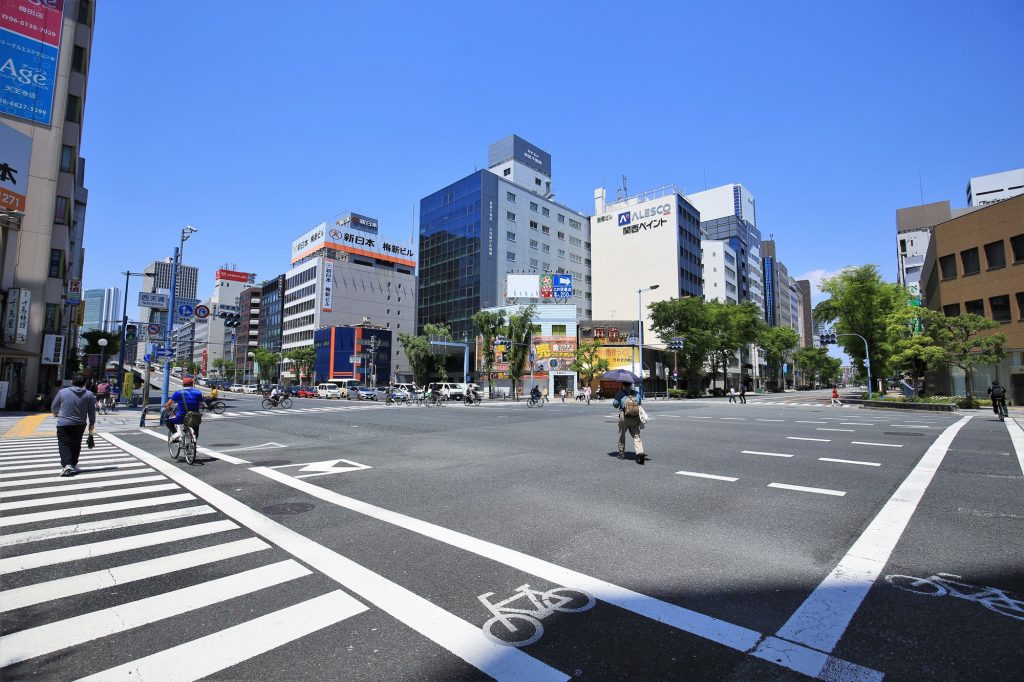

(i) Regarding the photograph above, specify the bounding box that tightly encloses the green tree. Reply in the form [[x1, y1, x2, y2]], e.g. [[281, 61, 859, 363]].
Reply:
[[80, 330, 120, 376], [422, 323, 452, 383], [571, 341, 610, 389], [705, 301, 763, 392], [398, 333, 432, 387], [757, 325, 800, 390], [472, 309, 506, 393], [886, 304, 945, 392], [287, 346, 317, 384], [212, 356, 235, 380], [793, 346, 842, 387], [251, 347, 280, 383], [813, 265, 907, 394], [649, 297, 712, 397], [504, 306, 536, 397]]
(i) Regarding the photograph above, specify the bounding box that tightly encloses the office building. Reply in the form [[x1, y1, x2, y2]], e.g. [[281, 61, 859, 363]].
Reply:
[[896, 201, 952, 292], [966, 168, 1024, 207], [81, 287, 121, 334], [762, 239, 795, 329], [590, 184, 702, 350], [418, 135, 593, 345], [232, 285, 260, 376], [256, 275, 284, 355], [0, 1, 95, 407], [921, 194, 1023, 402], [701, 240, 739, 304], [283, 214, 415, 374], [479, 303, 580, 396], [795, 279, 813, 348]]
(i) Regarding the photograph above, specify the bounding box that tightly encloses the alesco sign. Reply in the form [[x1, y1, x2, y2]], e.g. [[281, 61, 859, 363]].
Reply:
[[618, 203, 672, 226]]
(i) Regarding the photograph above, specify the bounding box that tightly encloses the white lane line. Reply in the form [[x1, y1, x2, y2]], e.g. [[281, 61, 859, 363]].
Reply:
[[850, 441, 903, 448], [719, 417, 746, 421], [688, 415, 713, 419], [742, 450, 794, 458], [0, 483, 180, 512], [795, 421, 827, 424], [840, 423, 876, 426], [772, 416, 972, 654], [140, 428, 251, 464], [0, 519, 238, 574], [1008, 418, 1024, 476], [768, 483, 846, 497], [247, 463, 877, 681], [817, 428, 855, 432], [787, 436, 830, 442], [0, 538, 270, 613], [0, 464, 147, 483], [819, 458, 881, 467], [0, 506, 215, 547], [889, 425, 932, 428], [0, 457, 134, 472], [757, 419, 784, 422], [0, 492, 196, 528], [101, 434, 568, 682], [0, 560, 311, 668], [79, 590, 368, 682], [0, 474, 166, 499], [675, 471, 739, 482]]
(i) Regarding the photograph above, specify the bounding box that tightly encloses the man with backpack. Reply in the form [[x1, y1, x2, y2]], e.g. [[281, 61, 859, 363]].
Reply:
[[164, 377, 205, 442], [612, 381, 645, 464], [988, 379, 1008, 421]]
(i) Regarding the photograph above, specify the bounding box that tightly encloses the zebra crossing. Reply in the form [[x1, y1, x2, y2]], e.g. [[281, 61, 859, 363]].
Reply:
[[204, 400, 392, 421], [0, 436, 368, 677]]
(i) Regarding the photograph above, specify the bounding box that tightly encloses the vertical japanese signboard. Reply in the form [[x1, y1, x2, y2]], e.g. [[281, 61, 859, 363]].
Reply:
[[15, 287, 30, 343], [0, 122, 31, 211], [322, 261, 333, 312], [3, 286, 18, 341], [0, 0, 64, 125]]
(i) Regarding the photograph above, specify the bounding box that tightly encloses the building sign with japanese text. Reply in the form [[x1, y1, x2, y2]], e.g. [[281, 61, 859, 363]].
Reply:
[[322, 261, 333, 312], [15, 287, 30, 344], [215, 269, 253, 283], [0, 0, 63, 124], [0, 121, 31, 211], [3, 286, 19, 342]]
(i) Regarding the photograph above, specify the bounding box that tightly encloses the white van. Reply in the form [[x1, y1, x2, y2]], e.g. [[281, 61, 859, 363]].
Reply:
[[316, 383, 342, 399], [330, 379, 360, 397]]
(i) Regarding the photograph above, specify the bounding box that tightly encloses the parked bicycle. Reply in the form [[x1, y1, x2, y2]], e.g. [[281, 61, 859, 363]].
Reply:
[[479, 584, 595, 647], [885, 572, 1024, 621]]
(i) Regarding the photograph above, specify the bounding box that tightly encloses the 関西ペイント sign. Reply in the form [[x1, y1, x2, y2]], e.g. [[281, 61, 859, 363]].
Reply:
[[0, 0, 64, 125]]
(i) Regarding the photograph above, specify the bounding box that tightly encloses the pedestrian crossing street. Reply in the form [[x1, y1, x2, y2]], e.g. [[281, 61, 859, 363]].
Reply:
[[0, 437, 369, 678]]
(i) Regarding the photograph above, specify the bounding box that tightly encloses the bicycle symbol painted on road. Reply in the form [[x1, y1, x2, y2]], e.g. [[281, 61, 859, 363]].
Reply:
[[885, 572, 1024, 621], [478, 583, 595, 647]]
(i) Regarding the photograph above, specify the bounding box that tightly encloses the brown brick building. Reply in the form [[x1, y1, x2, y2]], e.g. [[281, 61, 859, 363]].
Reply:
[[922, 194, 1024, 402]]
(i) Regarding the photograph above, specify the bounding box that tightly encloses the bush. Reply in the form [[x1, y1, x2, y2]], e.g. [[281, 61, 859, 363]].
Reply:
[[667, 388, 686, 399]]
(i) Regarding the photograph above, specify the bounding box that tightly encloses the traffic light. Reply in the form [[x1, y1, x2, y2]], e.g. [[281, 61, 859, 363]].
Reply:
[[219, 312, 241, 328], [819, 331, 838, 345], [668, 337, 685, 351], [124, 324, 137, 342]]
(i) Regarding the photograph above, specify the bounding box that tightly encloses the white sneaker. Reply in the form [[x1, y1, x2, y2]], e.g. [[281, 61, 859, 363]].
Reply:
[[169, 432, 181, 443], [58, 466, 74, 477]]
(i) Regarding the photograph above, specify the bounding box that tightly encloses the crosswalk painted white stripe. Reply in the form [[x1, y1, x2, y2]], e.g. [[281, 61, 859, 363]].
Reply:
[[0, 519, 239, 574], [0, 456, 135, 472], [78, 590, 368, 682], [0, 474, 166, 499], [0, 505, 216, 547], [0, 492, 196, 527], [0, 537, 270, 613], [0, 483, 180, 512], [0, 462, 147, 480], [0, 559, 312, 668], [0, 468, 156, 489]]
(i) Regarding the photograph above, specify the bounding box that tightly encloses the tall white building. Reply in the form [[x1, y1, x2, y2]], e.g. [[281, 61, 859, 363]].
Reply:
[[700, 240, 738, 304], [966, 168, 1024, 207], [81, 288, 121, 334]]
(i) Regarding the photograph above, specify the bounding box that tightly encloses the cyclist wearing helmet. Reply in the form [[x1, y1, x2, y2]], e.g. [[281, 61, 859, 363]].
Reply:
[[164, 377, 204, 442]]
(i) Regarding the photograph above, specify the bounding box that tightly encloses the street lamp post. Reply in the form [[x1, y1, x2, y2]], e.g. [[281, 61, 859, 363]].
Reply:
[[97, 338, 108, 379], [161, 225, 198, 405], [248, 351, 257, 384], [116, 270, 153, 396], [637, 284, 660, 395]]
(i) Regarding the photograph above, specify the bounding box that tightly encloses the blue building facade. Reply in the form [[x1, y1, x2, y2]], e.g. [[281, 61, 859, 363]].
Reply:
[[313, 326, 392, 386]]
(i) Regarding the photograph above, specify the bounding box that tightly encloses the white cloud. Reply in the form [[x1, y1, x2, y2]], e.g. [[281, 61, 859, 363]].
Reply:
[[793, 268, 843, 305]]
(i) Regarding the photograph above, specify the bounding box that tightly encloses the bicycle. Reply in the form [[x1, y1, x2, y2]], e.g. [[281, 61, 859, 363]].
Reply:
[[385, 391, 409, 405], [261, 396, 293, 409], [426, 393, 447, 407], [993, 400, 1008, 422], [885, 572, 1024, 621], [478, 583, 595, 647], [464, 393, 482, 406], [526, 395, 543, 408], [166, 412, 199, 465], [201, 399, 227, 415]]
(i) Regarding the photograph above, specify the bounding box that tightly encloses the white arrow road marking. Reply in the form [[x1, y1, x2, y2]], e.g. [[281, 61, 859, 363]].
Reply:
[[268, 459, 372, 479]]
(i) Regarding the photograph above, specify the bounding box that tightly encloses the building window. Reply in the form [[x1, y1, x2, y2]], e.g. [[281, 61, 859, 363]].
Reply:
[[569, 219, 582, 229], [938, 254, 957, 280], [984, 240, 1006, 269], [990, 295, 1011, 322], [1016, 292, 1024, 320], [570, 253, 582, 263], [506, 252, 516, 262], [506, 231, 516, 242], [529, 220, 538, 230], [503, 168, 511, 177], [72, 45, 87, 73], [558, 249, 566, 259], [541, 244, 550, 253], [60, 145, 75, 173], [44, 303, 60, 334], [964, 299, 985, 316], [942, 303, 961, 316], [1009, 234, 1024, 263], [529, 239, 538, 250], [557, 231, 565, 240], [54, 196, 71, 224], [530, 202, 538, 212], [77, 0, 93, 25], [543, 262, 550, 270], [542, 207, 550, 217], [541, 225, 550, 235], [506, 211, 515, 222], [569, 236, 581, 246], [552, 324, 567, 335], [529, 258, 538, 268], [960, 247, 980, 276], [48, 248, 63, 278], [506, 192, 516, 202], [65, 95, 82, 123]]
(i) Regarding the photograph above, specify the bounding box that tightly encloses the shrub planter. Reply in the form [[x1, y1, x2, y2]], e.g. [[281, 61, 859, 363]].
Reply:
[[844, 398, 957, 412]]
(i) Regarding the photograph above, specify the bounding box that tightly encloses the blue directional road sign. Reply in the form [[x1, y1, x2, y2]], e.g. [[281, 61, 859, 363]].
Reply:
[[155, 348, 175, 358], [143, 353, 152, 363], [177, 304, 194, 318]]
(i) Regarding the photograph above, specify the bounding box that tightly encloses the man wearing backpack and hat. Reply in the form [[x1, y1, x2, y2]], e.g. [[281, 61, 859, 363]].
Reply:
[[612, 381, 646, 464]]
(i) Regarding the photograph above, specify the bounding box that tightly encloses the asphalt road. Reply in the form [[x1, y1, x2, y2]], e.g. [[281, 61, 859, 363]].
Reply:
[[2, 391, 1022, 681]]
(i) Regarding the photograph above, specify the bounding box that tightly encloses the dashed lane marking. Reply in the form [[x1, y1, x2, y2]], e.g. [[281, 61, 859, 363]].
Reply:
[[741, 450, 793, 458], [675, 471, 739, 482], [819, 458, 881, 467], [850, 441, 903, 448], [788, 436, 830, 442], [767, 483, 847, 497], [817, 428, 855, 432]]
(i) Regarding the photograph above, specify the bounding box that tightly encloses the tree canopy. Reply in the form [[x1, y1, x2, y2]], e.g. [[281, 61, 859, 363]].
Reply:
[[504, 306, 536, 395], [472, 309, 506, 392], [571, 341, 610, 388]]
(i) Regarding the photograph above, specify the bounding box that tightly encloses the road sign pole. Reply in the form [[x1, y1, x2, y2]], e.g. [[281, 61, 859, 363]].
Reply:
[[161, 246, 179, 406]]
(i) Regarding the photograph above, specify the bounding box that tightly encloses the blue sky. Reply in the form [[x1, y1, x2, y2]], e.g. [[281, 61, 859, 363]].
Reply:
[[82, 0, 1023, 311]]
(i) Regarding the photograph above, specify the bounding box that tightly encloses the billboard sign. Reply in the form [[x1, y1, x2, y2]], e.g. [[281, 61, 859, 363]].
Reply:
[[0, 122, 31, 211], [336, 212, 379, 234], [579, 320, 640, 346], [138, 292, 169, 309], [322, 261, 333, 312], [0, 0, 64, 125], [506, 274, 539, 299], [552, 274, 572, 298], [215, 269, 253, 283]]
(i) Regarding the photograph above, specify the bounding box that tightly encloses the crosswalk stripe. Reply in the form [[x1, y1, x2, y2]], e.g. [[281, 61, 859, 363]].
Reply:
[[0, 453, 126, 468], [0, 483, 181, 512], [0, 475, 166, 499], [78, 590, 368, 682], [0, 559, 312, 668], [0, 537, 270, 612], [0, 519, 239, 574], [0, 462, 146, 481], [0, 492, 197, 527], [0, 456, 135, 473], [0, 467, 154, 488], [0, 505, 216, 547]]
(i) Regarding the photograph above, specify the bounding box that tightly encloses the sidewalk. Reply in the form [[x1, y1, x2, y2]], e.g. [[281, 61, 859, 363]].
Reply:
[[0, 407, 154, 439]]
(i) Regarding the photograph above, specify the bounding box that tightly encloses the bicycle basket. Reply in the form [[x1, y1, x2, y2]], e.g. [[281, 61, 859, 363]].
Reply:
[[183, 411, 203, 429]]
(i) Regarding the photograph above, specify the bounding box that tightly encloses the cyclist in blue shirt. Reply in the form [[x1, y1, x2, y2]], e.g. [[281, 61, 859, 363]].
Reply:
[[164, 377, 204, 442]]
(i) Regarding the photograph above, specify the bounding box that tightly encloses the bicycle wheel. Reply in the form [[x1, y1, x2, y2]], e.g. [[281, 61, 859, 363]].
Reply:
[[212, 401, 226, 415], [261, 398, 274, 409], [182, 428, 197, 465], [167, 433, 180, 461], [884, 574, 946, 596], [543, 588, 596, 613], [281, 397, 293, 409], [481, 614, 543, 647]]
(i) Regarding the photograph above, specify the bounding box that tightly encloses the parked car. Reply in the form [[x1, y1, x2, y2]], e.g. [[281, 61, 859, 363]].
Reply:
[[229, 384, 244, 392], [243, 385, 259, 394], [296, 386, 317, 398], [347, 385, 377, 400], [316, 383, 342, 399]]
